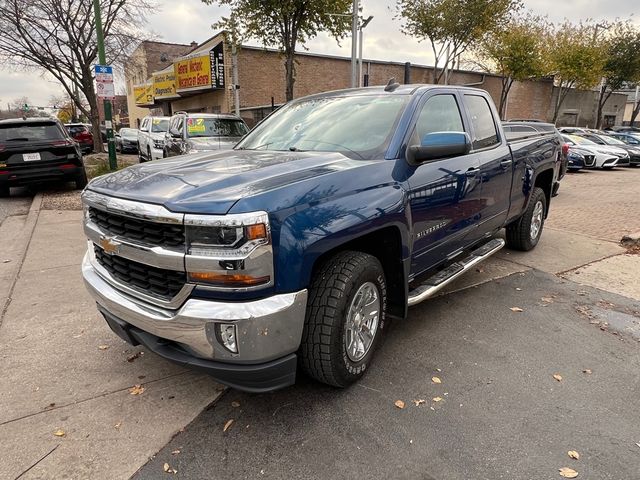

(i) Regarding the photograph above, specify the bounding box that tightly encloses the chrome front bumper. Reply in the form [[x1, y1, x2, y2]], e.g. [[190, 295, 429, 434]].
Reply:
[[82, 251, 308, 364]]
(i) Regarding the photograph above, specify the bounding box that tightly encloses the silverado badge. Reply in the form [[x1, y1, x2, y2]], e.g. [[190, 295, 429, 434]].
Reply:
[[99, 236, 121, 255]]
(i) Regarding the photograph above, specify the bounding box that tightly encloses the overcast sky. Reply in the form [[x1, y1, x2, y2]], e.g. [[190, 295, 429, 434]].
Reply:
[[1, 0, 637, 108]]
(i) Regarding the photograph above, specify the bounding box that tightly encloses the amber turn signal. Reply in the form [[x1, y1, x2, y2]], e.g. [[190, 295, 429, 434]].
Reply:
[[188, 271, 270, 287], [245, 223, 267, 240]]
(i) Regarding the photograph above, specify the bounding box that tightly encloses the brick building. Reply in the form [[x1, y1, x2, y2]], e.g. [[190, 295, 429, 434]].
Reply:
[[125, 31, 626, 129]]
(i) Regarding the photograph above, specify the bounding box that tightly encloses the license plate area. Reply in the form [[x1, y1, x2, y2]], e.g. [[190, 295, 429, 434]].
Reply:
[[23, 152, 41, 161]]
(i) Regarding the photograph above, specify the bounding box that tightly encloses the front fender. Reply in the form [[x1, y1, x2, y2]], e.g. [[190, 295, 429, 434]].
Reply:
[[272, 184, 410, 293]]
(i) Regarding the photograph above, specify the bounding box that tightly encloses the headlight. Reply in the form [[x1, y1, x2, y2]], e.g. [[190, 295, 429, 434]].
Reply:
[[184, 212, 273, 290], [153, 139, 164, 149]]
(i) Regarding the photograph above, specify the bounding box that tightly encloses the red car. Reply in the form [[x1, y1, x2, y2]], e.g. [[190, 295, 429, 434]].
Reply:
[[64, 123, 93, 154]]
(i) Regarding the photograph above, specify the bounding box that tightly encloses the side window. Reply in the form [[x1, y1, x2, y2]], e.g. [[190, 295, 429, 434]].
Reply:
[[141, 118, 149, 132], [412, 94, 464, 145], [176, 118, 184, 135], [464, 95, 499, 150], [511, 125, 537, 133]]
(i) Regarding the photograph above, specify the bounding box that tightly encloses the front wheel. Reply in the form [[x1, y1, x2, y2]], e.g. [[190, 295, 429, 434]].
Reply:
[[505, 187, 546, 251], [300, 251, 387, 387], [75, 168, 88, 190]]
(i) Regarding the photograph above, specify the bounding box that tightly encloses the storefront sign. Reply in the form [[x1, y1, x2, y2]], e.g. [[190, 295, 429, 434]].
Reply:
[[175, 42, 225, 93], [153, 71, 177, 99], [134, 83, 154, 106]]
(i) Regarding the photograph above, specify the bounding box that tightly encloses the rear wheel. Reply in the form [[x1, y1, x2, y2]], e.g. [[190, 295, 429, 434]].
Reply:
[[75, 168, 88, 190], [300, 251, 387, 387], [505, 187, 546, 251]]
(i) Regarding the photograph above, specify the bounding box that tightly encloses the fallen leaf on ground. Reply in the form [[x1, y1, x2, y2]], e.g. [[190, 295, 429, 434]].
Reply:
[[510, 307, 524, 312], [127, 351, 143, 362], [98, 345, 109, 350], [163, 462, 177, 474], [72, 331, 85, 338], [582, 369, 592, 374], [635, 442, 640, 448], [129, 384, 145, 395], [431, 376, 442, 384], [223, 419, 234, 432], [436, 368, 442, 372], [476, 267, 484, 273], [413, 399, 426, 406], [515, 287, 522, 291], [568, 450, 580, 460], [44, 403, 56, 410], [559, 467, 578, 478], [171, 449, 181, 455], [231, 401, 240, 408], [432, 397, 443, 402], [553, 374, 563, 382], [394, 400, 405, 409], [114, 421, 122, 429], [541, 297, 554, 303], [53, 429, 65, 437]]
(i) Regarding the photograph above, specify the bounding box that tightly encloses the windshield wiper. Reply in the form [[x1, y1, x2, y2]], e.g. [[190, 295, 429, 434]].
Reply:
[[6, 137, 30, 141], [238, 142, 273, 151]]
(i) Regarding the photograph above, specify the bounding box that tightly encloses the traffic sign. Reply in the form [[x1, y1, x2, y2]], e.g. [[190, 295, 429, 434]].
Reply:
[[95, 64, 113, 83], [96, 81, 115, 99]]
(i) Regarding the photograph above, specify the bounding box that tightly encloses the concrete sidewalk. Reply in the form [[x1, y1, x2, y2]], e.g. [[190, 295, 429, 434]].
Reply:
[[0, 209, 223, 480]]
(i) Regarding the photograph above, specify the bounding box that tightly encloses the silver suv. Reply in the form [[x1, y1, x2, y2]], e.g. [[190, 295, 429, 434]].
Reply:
[[137, 116, 170, 162]]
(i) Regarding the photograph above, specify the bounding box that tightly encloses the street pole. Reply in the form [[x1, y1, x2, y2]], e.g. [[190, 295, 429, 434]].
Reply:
[[350, 0, 358, 88], [92, 0, 117, 171], [357, 16, 373, 88]]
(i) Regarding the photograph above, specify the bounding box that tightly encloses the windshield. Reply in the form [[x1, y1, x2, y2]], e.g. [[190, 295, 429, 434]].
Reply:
[[186, 117, 248, 138], [600, 135, 625, 145], [151, 119, 169, 133], [568, 135, 596, 145], [236, 95, 410, 159], [0, 123, 64, 142]]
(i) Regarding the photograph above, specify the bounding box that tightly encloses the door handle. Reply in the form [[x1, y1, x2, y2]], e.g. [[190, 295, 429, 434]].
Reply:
[[465, 167, 480, 177], [500, 158, 513, 168]]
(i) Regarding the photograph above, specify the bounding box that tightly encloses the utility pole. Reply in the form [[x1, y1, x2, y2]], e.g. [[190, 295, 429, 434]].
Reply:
[[358, 16, 373, 88], [92, 0, 117, 171], [350, 0, 359, 88]]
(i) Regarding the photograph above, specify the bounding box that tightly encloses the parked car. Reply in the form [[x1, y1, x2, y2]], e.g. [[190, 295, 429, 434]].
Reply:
[[502, 121, 567, 195], [608, 131, 640, 150], [0, 118, 87, 196], [566, 149, 594, 171], [606, 125, 640, 133], [115, 128, 139, 154], [558, 127, 589, 135], [163, 112, 249, 158], [579, 133, 639, 166], [81, 84, 560, 392], [64, 123, 93, 154], [137, 116, 170, 162], [561, 134, 626, 169]]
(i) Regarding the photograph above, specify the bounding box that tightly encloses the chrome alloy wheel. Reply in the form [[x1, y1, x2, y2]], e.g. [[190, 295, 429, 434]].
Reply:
[[530, 200, 544, 240], [344, 281, 380, 362]]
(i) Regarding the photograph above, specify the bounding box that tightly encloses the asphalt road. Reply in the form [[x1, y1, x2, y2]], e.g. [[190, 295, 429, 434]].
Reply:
[[135, 270, 640, 480]]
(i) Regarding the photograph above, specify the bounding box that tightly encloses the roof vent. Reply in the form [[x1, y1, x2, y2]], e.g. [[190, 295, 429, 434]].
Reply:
[[384, 78, 400, 92]]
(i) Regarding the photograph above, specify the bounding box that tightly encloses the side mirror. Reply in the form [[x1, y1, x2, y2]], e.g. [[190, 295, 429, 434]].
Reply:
[[406, 132, 471, 165], [170, 129, 181, 138]]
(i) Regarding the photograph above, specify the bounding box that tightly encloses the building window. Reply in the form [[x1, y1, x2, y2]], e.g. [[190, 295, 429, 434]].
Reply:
[[603, 115, 616, 127]]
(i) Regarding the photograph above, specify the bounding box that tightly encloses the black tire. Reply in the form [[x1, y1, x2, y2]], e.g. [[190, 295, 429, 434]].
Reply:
[[163, 149, 168, 158], [0, 185, 9, 197], [147, 147, 152, 162], [552, 181, 559, 197], [300, 251, 387, 387], [138, 144, 144, 163], [75, 168, 88, 190], [506, 187, 547, 251]]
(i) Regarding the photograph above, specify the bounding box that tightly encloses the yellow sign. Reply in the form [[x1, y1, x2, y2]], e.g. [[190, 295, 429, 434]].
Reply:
[[175, 53, 213, 92], [186, 117, 206, 134], [134, 83, 154, 106], [153, 71, 177, 99]]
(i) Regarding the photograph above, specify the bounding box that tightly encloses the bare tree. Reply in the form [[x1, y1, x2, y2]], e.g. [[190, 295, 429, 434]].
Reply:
[[0, 0, 149, 151]]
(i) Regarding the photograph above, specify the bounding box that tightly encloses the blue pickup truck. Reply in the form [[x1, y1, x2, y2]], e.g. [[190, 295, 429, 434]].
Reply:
[[81, 84, 561, 392]]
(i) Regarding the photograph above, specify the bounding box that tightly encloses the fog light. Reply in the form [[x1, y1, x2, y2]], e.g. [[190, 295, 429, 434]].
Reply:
[[218, 323, 238, 353]]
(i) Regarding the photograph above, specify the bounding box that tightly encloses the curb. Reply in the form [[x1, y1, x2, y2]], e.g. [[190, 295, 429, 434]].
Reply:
[[0, 192, 43, 328]]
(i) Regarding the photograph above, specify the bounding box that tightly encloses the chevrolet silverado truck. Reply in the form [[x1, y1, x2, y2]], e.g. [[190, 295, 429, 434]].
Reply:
[[81, 84, 560, 392]]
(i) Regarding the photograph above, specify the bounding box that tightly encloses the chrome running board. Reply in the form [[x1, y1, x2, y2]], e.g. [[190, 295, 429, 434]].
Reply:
[[407, 238, 505, 307]]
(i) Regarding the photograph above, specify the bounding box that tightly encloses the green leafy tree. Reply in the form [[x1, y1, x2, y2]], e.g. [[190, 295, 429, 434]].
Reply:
[[204, 0, 352, 101], [396, 0, 522, 84], [594, 22, 640, 128], [545, 21, 606, 123], [475, 13, 548, 119]]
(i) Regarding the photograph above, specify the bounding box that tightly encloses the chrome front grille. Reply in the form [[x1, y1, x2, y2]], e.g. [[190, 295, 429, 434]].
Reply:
[[88, 207, 185, 248]]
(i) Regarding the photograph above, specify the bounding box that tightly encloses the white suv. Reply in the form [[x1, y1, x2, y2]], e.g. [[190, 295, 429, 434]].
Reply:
[[137, 116, 170, 162]]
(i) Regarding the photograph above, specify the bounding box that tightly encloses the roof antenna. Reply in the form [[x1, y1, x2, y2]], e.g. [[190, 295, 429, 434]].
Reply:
[[384, 77, 400, 92]]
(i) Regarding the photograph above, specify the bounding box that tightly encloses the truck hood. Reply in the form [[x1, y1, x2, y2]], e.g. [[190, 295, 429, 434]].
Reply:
[[87, 149, 368, 214]]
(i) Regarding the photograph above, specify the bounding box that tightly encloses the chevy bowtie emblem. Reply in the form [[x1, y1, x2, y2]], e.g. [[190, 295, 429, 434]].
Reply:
[[99, 236, 121, 255]]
